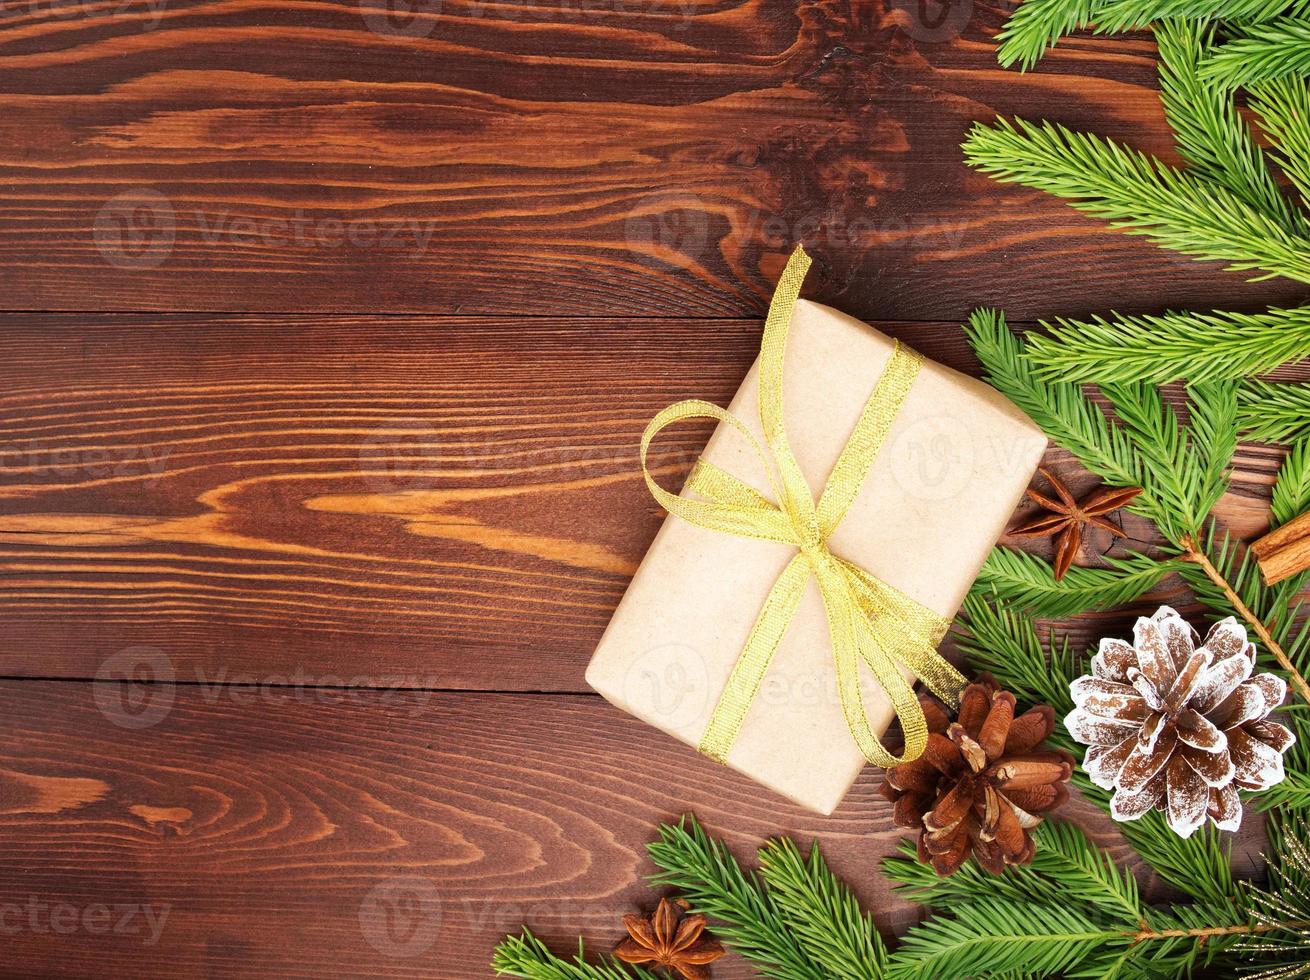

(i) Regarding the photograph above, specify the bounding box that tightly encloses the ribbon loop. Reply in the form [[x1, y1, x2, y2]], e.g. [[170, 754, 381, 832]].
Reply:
[[639, 245, 968, 769]]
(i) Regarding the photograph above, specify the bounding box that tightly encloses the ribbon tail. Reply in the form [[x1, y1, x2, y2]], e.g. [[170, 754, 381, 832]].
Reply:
[[842, 561, 967, 710], [811, 563, 920, 767], [698, 554, 811, 764]]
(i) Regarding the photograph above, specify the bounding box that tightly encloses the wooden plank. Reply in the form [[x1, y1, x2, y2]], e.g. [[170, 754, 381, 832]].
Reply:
[[0, 313, 1295, 685], [0, 313, 1296, 684], [0, 682, 1264, 977], [0, 0, 1304, 317]]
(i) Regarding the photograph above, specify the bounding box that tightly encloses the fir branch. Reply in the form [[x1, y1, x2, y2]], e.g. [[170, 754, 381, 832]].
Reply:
[[1023, 306, 1310, 384], [1100, 379, 1236, 540], [996, 0, 1106, 70], [1155, 17, 1296, 227], [1185, 379, 1241, 523], [973, 546, 1180, 619], [757, 838, 889, 978], [1240, 380, 1310, 443], [1274, 438, 1310, 526], [886, 821, 1142, 921], [1236, 813, 1310, 976], [1204, 16, 1310, 89], [966, 308, 1235, 543], [886, 897, 1126, 980], [956, 592, 1081, 728], [492, 933, 660, 980], [1250, 77, 1310, 212], [1177, 525, 1310, 706], [646, 816, 825, 980], [1097, 0, 1310, 31], [962, 117, 1310, 283], [992, 0, 1303, 69], [886, 819, 1242, 978], [964, 309, 1167, 529]]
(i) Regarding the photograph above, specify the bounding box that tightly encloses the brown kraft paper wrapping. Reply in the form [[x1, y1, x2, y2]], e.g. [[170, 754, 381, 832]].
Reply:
[[586, 299, 1048, 815]]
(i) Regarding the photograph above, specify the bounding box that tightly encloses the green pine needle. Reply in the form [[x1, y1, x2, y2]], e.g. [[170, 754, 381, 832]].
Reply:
[[1099, 0, 1309, 32], [1239, 380, 1310, 442], [1100, 378, 1237, 539], [1274, 438, 1310, 524], [492, 932, 660, 979], [1023, 306, 1310, 384], [886, 821, 1142, 921], [997, 0, 1106, 70], [1250, 76, 1310, 212], [995, 0, 1310, 70], [646, 816, 826, 980], [886, 897, 1126, 980], [973, 546, 1180, 618], [963, 117, 1310, 283], [1156, 17, 1297, 227], [757, 838, 889, 977], [965, 307, 1237, 544], [956, 591, 1081, 726], [1204, 16, 1310, 89]]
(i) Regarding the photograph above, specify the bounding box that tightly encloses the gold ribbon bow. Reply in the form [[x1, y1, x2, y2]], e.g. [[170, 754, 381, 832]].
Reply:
[[639, 245, 968, 768]]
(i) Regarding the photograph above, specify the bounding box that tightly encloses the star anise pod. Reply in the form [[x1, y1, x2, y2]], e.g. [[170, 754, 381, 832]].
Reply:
[[1011, 467, 1142, 580], [881, 676, 1073, 876], [615, 897, 725, 980]]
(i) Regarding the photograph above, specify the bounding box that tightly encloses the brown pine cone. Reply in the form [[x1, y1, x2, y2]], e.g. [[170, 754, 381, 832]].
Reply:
[[1067, 606, 1296, 838], [880, 677, 1073, 876]]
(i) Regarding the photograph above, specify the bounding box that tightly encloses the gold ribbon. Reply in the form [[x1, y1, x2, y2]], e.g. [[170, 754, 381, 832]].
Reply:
[[639, 245, 967, 768]]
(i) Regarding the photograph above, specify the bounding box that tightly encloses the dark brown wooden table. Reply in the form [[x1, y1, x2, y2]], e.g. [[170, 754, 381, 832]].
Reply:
[[0, 1, 1296, 976]]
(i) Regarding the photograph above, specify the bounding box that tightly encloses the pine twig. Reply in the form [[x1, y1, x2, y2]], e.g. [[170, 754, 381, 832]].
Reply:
[[1155, 16, 1296, 228], [973, 547, 1180, 618], [1240, 381, 1310, 443], [1023, 306, 1310, 384], [1250, 76, 1310, 212], [1178, 533, 1310, 707], [492, 933, 659, 979], [963, 117, 1310, 283], [1098, 0, 1309, 31], [646, 817, 826, 980], [1204, 16, 1310, 89], [996, 0, 1105, 70]]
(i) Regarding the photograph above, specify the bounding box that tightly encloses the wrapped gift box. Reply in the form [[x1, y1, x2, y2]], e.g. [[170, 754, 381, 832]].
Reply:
[[586, 296, 1047, 814]]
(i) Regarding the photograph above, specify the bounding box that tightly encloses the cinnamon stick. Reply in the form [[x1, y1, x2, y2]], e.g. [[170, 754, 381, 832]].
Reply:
[[1252, 508, 1310, 586]]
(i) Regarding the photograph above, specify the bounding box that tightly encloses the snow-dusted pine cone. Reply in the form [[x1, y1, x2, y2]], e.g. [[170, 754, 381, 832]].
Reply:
[[1066, 606, 1296, 838]]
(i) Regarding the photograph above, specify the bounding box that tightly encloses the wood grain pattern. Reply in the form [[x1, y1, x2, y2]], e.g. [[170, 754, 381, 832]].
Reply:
[[1, 0, 1307, 318], [0, 681, 1267, 978], [2, 2, 1307, 976], [0, 313, 1297, 687]]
